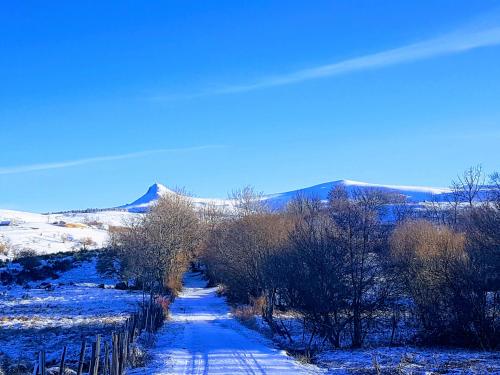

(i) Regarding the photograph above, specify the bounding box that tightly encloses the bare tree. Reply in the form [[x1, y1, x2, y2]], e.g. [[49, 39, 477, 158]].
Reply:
[[284, 205, 350, 348], [386, 193, 415, 223], [229, 185, 268, 217], [451, 165, 485, 207], [327, 186, 392, 348], [489, 172, 500, 210], [445, 188, 462, 226], [423, 196, 449, 225], [285, 192, 323, 218]]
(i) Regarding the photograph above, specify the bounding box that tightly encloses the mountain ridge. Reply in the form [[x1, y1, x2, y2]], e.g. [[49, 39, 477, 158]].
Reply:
[[120, 179, 455, 212]]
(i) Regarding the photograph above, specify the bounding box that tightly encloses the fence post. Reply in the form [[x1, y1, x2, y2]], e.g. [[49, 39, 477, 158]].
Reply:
[[130, 314, 137, 342], [40, 350, 46, 375], [93, 334, 101, 375], [77, 339, 86, 375], [104, 341, 110, 375], [118, 333, 124, 375], [112, 332, 119, 375], [89, 342, 96, 375], [123, 331, 129, 366], [58, 345, 67, 375]]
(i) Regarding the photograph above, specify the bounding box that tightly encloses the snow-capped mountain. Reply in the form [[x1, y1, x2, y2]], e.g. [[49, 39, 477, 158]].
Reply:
[[120, 183, 231, 213], [264, 179, 453, 209], [119, 183, 176, 212], [119, 179, 455, 212]]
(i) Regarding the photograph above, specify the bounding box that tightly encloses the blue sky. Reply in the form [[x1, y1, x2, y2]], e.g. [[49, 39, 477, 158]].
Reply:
[[1, 1, 500, 212]]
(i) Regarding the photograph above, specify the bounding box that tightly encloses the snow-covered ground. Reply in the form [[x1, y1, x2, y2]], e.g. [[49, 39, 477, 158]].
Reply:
[[316, 346, 500, 374], [2, 259, 498, 374], [0, 209, 137, 259], [0, 257, 142, 366], [237, 309, 500, 374], [131, 273, 321, 375]]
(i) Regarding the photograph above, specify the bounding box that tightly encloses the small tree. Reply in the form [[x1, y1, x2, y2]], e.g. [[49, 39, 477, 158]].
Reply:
[[451, 165, 485, 207], [327, 186, 392, 348]]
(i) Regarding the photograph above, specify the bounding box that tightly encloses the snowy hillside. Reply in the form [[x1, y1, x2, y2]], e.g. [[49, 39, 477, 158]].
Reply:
[[0, 209, 135, 259], [119, 180, 454, 213], [264, 179, 453, 209], [120, 183, 233, 213]]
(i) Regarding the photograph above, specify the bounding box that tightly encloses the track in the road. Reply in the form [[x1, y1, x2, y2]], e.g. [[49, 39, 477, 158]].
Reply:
[[131, 273, 321, 375]]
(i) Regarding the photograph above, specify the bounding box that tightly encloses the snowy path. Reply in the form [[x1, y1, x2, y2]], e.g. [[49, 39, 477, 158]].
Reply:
[[132, 273, 322, 375]]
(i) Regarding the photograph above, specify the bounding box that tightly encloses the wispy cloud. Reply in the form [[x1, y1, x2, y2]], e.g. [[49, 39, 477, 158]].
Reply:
[[152, 23, 500, 100], [0, 145, 224, 175]]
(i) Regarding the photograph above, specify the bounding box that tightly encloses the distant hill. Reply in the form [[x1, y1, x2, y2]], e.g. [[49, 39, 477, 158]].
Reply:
[[119, 179, 463, 212]]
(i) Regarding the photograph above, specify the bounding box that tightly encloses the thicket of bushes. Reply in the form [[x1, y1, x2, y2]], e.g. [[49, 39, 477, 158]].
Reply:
[[203, 167, 500, 350]]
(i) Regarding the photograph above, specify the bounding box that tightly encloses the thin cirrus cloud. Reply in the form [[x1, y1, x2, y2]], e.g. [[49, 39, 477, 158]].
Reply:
[[0, 145, 224, 175], [152, 23, 500, 100]]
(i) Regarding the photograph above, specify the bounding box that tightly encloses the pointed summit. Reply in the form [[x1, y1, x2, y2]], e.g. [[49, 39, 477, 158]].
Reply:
[[146, 182, 172, 197], [120, 183, 175, 212]]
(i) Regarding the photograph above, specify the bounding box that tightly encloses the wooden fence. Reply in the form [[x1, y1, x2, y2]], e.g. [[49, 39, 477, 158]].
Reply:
[[32, 299, 165, 375]]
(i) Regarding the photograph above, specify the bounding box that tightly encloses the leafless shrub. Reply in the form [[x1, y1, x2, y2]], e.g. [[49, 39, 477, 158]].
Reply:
[[390, 220, 498, 346], [75, 237, 97, 250], [451, 164, 485, 208]]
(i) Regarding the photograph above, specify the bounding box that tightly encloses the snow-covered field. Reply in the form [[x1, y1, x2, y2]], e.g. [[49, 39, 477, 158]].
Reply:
[[0, 209, 137, 259], [0, 256, 142, 368], [131, 273, 321, 375]]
